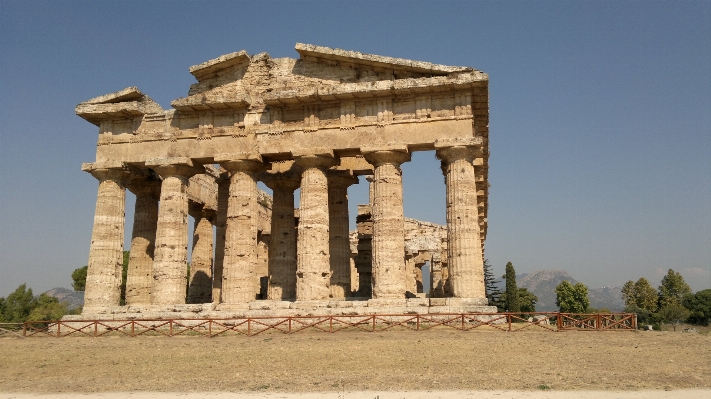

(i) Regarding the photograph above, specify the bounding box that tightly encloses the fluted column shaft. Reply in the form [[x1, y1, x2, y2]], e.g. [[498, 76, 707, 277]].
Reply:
[[265, 179, 299, 300], [363, 150, 410, 298], [221, 160, 263, 304], [295, 155, 336, 300], [151, 164, 195, 305], [437, 146, 485, 298], [125, 183, 160, 305], [212, 176, 229, 303], [84, 168, 126, 308], [328, 174, 357, 298], [187, 210, 214, 303]]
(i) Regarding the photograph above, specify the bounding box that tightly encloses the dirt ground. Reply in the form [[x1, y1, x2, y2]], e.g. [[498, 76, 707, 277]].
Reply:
[[1, 329, 709, 394]]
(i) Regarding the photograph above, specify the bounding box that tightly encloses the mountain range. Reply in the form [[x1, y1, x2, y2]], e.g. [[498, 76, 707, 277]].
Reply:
[[517, 270, 625, 311], [44, 287, 84, 310]]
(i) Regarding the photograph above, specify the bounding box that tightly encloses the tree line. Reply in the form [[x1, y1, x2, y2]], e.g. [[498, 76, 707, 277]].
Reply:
[[621, 270, 710, 330], [1, 251, 193, 323], [3, 255, 709, 327], [484, 261, 710, 329]]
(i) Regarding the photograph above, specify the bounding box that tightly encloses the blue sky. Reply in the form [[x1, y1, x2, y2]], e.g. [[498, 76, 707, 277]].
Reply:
[[1, 1, 709, 297]]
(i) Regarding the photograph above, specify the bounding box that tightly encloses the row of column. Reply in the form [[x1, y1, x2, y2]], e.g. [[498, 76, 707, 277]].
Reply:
[[82, 144, 485, 309]]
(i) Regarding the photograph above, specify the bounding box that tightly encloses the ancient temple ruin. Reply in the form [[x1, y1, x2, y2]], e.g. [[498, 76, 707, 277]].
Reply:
[[74, 43, 493, 317]]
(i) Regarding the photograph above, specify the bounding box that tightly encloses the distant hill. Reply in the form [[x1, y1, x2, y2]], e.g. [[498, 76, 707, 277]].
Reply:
[[44, 287, 84, 310], [517, 270, 624, 312]]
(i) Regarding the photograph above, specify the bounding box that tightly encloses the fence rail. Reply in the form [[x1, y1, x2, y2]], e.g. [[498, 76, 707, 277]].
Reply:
[[1, 313, 636, 338]]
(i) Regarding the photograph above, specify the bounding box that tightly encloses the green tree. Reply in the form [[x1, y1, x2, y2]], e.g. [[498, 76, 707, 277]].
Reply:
[[658, 303, 691, 331], [622, 278, 658, 312], [621, 280, 635, 307], [71, 266, 88, 291], [634, 278, 659, 312], [1, 284, 36, 322], [517, 288, 538, 313], [504, 262, 520, 312], [658, 269, 692, 308], [555, 281, 590, 313], [27, 293, 68, 321], [0, 297, 6, 322], [683, 289, 711, 326], [483, 259, 502, 306]]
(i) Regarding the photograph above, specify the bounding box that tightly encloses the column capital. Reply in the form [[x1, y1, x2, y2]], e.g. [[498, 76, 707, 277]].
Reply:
[[261, 171, 301, 191], [188, 202, 217, 222], [361, 146, 411, 167], [435, 138, 483, 164], [327, 170, 359, 188], [146, 157, 199, 179], [82, 161, 129, 182], [125, 170, 162, 198], [215, 152, 264, 174], [294, 153, 337, 170], [435, 145, 480, 164]]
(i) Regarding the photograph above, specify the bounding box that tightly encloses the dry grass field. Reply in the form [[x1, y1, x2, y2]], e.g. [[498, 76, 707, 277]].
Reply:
[[1, 329, 709, 394]]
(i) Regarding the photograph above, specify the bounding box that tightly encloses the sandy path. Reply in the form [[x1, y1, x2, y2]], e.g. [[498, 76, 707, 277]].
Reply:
[[2, 390, 710, 398]]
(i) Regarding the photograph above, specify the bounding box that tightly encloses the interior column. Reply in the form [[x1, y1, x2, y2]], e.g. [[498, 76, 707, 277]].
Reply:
[[263, 173, 300, 300], [328, 171, 358, 298], [125, 179, 160, 306]]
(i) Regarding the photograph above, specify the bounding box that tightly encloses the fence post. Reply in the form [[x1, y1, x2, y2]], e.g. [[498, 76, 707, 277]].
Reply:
[[131, 321, 135, 337], [596, 314, 602, 331], [330, 316, 333, 333], [208, 320, 212, 338], [23, 322, 27, 337], [416, 314, 420, 331], [372, 315, 376, 332], [288, 317, 292, 333], [507, 313, 512, 332], [248, 318, 251, 336], [556, 313, 562, 332], [94, 321, 98, 337], [633, 313, 637, 330]]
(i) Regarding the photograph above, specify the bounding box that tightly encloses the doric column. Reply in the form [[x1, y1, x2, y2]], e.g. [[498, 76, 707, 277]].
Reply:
[[146, 158, 198, 305], [212, 172, 229, 303], [328, 171, 358, 298], [354, 206, 373, 298], [262, 171, 300, 300], [294, 153, 337, 301], [216, 156, 264, 304], [124, 178, 160, 306], [81, 162, 128, 309], [436, 143, 485, 299], [187, 208, 215, 304], [366, 175, 374, 206], [362, 147, 411, 299]]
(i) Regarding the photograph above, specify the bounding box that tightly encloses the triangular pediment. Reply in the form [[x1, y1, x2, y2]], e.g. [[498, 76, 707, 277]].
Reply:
[[295, 43, 473, 76], [189, 50, 251, 81], [77, 87, 164, 126], [172, 44, 485, 112], [84, 87, 150, 104]]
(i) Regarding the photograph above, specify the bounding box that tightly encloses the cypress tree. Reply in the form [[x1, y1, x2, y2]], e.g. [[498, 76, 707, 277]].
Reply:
[[483, 259, 502, 306], [504, 262, 520, 312]]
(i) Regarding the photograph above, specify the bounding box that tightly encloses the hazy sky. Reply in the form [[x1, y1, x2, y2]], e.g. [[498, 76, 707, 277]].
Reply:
[[1, 1, 709, 297]]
